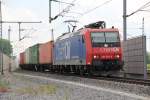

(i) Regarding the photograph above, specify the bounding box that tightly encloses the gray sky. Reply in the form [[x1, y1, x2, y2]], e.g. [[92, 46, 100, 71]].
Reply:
[[1, 0, 150, 55]]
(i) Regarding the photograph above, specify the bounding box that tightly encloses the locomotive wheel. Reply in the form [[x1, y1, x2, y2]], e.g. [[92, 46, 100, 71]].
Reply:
[[34, 65, 38, 71], [79, 66, 84, 76], [51, 66, 56, 72], [87, 68, 92, 77], [60, 66, 64, 74], [76, 67, 80, 75], [39, 66, 42, 72], [40, 66, 44, 72]]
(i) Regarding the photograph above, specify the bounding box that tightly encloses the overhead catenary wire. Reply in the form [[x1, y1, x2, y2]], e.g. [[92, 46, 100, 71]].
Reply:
[[61, 0, 113, 20], [51, 0, 74, 6], [140, 9, 150, 12], [147, 37, 150, 39], [60, 0, 114, 28], [52, 0, 150, 42], [58, 0, 77, 16], [50, 0, 77, 22], [80, 0, 113, 16], [127, 1, 150, 17], [141, 2, 150, 9]]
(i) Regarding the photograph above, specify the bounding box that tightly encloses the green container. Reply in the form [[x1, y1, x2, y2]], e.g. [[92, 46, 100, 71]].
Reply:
[[29, 44, 39, 64], [25, 48, 30, 64]]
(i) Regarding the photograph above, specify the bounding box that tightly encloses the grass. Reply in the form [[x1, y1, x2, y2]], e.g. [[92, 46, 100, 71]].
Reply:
[[16, 84, 57, 95], [147, 64, 150, 73], [64, 89, 70, 100], [0, 79, 10, 93]]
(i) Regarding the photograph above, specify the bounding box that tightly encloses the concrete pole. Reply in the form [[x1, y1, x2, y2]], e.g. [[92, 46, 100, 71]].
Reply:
[[0, 0, 4, 75], [49, 0, 51, 23], [8, 26, 11, 41], [49, 0, 54, 42], [123, 0, 127, 41], [142, 17, 145, 36], [0, 0, 1, 75], [18, 22, 21, 41], [143, 36, 147, 80], [8, 26, 11, 72], [51, 29, 54, 41]]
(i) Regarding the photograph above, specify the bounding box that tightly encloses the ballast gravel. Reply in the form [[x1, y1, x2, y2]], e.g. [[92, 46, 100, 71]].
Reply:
[[0, 71, 149, 100], [16, 70, 150, 97]]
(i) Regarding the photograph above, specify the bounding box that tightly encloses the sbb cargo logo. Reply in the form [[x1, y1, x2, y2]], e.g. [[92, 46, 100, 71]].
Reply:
[[102, 48, 119, 53]]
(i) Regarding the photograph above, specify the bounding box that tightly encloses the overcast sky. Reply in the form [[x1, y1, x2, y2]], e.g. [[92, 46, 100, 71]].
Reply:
[[1, 0, 150, 55]]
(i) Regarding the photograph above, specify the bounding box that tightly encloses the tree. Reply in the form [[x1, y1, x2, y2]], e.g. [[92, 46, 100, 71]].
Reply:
[[0, 39, 12, 56]]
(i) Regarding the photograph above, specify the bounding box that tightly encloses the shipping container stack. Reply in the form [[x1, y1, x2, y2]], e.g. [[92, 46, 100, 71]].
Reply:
[[20, 41, 54, 71]]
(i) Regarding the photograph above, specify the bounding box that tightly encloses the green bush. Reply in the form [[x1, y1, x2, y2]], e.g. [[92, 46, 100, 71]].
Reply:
[[147, 52, 150, 64], [0, 39, 12, 56], [147, 64, 150, 73]]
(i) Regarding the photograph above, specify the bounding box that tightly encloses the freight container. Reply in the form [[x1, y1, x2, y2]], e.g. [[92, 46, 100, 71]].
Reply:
[[25, 48, 30, 64], [19, 52, 25, 65], [29, 44, 39, 64], [39, 41, 53, 64]]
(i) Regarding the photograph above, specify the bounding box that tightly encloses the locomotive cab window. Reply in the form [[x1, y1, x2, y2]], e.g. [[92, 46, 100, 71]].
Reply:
[[91, 32, 120, 47], [105, 32, 119, 43], [91, 32, 105, 43]]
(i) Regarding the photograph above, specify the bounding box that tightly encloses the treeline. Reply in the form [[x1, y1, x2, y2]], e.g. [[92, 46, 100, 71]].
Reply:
[[0, 39, 12, 56], [147, 52, 150, 64]]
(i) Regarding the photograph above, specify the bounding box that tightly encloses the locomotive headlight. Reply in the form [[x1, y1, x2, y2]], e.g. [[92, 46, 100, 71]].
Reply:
[[88, 62, 91, 65], [104, 44, 108, 47], [94, 55, 97, 59], [94, 55, 99, 59], [115, 55, 120, 58]]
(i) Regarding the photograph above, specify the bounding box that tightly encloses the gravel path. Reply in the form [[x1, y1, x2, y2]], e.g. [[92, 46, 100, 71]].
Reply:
[[16, 70, 150, 97], [0, 72, 149, 100]]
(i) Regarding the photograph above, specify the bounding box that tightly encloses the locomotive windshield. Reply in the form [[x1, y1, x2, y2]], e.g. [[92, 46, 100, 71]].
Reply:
[[91, 32, 120, 47], [105, 32, 119, 43], [91, 32, 105, 43]]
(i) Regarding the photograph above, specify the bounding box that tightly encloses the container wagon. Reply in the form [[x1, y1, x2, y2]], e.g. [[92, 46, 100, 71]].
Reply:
[[22, 44, 39, 70], [19, 52, 25, 69], [39, 41, 53, 71]]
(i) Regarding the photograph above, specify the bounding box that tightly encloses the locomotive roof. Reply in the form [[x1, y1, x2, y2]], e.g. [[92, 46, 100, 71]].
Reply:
[[56, 27, 119, 41], [56, 31, 82, 41]]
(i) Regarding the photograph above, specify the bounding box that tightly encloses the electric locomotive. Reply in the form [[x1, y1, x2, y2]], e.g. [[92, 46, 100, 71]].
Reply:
[[53, 21, 124, 74]]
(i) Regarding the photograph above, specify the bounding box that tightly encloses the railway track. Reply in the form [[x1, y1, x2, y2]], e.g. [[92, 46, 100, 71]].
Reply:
[[92, 76, 150, 86], [15, 69, 150, 86], [71, 72, 150, 86]]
